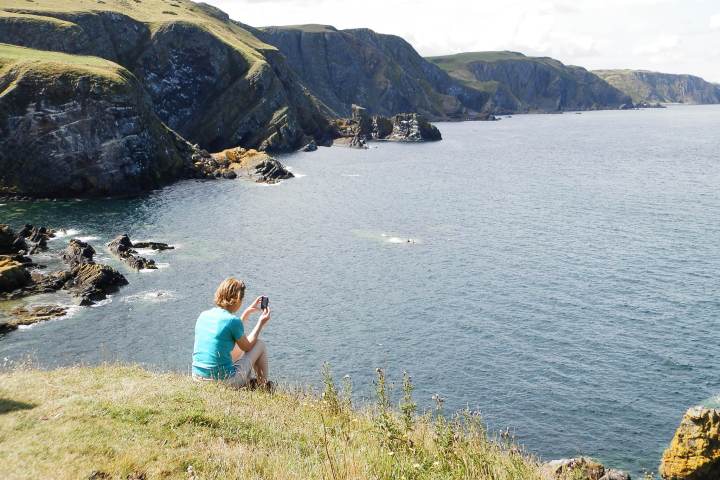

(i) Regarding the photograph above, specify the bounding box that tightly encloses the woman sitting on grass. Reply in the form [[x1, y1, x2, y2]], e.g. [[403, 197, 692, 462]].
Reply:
[[192, 277, 272, 389]]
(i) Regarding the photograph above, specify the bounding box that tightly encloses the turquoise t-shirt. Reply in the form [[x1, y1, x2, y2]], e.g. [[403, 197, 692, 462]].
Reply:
[[192, 307, 244, 379]]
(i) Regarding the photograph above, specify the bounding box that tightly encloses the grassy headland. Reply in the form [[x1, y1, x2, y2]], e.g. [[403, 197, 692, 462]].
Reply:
[[0, 365, 545, 479]]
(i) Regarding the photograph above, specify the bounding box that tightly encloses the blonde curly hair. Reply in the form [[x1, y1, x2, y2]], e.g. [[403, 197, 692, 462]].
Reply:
[[214, 277, 246, 310]]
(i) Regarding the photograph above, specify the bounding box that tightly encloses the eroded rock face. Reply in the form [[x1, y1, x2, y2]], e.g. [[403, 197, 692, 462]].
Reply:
[[541, 458, 630, 480], [107, 235, 156, 271], [206, 147, 294, 183], [1, 5, 334, 154], [0, 56, 193, 197], [334, 106, 442, 145], [660, 406, 720, 479], [62, 239, 96, 268], [68, 263, 128, 305], [0, 258, 31, 293], [4, 305, 69, 332]]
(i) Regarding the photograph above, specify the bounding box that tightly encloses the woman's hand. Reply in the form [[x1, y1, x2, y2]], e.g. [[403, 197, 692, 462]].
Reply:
[[241, 296, 263, 322], [259, 306, 271, 325], [249, 296, 263, 312]]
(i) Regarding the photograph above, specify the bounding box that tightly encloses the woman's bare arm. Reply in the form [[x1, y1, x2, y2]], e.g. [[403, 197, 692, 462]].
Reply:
[[237, 307, 271, 352]]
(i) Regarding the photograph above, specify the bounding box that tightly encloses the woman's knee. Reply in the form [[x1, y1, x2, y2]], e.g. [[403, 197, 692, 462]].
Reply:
[[253, 339, 267, 354]]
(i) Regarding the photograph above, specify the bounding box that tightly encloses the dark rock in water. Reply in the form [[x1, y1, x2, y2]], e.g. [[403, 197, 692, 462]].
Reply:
[[3, 305, 69, 332], [348, 134, 368, 149], [0, 224, 21, 254], [334, 107, 442, 145], [255, 159, 295, 183], [385, 113, 442, 142], [0, 257, 31, 293], [133, 242, 174, 251], [62, 239, 96, 268], [67, 263, 128, 306], [107, 235, 157, 270], [302, 140, 318, 152]]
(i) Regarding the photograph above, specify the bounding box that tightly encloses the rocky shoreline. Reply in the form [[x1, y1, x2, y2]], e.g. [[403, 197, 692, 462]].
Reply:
[[0, 223, 174, 332]]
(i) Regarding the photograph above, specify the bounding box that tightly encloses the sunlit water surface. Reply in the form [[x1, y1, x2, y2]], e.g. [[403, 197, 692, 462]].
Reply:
[[2, 106, 719, 475]]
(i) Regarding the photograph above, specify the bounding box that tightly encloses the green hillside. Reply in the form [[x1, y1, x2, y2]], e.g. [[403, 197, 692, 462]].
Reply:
[[594, 69, 720, 104], [0, 365, 545, 479]]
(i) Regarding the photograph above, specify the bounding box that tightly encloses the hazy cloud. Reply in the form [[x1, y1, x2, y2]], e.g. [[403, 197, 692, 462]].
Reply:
[[711, 14, 720, 29]]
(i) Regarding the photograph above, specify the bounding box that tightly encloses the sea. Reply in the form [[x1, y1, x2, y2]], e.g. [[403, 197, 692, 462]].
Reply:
[[2, 105, 719, 475]]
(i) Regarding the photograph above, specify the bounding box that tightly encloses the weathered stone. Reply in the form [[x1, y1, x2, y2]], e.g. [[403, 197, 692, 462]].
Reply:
[[542, 457, 606, 480], [68, 263, 128, 305], [302, 140, 318, 152], [62, 239, 96, 268], [209, 148, 294, 183], [0, 258, 31, 293], [0, 224, 21, 254], [6, 305, 69, 331], [133, 242, 174, 251], [384, 113, 442, 142], [600, 469, 631, 480], [107, 235, 157, 271], [660, 406, 720, 479]]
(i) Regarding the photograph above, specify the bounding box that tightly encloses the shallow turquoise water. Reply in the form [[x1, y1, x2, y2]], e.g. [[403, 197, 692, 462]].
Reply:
[[2, 105, 719, 474]]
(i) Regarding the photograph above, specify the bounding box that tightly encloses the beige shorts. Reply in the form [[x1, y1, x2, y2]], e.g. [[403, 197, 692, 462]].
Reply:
[[192, 339, 266, 388]]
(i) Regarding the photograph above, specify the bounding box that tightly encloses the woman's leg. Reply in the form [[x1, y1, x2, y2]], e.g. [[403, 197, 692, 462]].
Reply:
[[230, 340, 268, 387]]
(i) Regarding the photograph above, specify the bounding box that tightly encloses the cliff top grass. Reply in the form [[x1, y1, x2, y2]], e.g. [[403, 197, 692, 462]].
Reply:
[[0, 364, 546, 480], [261, 24, 339, 33], [0, 0, 274, 62], [0, 43, 130, 85]]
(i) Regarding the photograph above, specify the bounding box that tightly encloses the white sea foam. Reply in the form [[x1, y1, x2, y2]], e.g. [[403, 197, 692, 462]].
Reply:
[[52, 229, 81, 239], [140, 262, 170, 273], [76, 236, 100, 242], [134, 248, 159, 256], [341, 174, 361, 177], [122, 290, 178, 304], [387, 237, 405, 244], [0, 203, 6, 207], [90, 297, 113, 307]]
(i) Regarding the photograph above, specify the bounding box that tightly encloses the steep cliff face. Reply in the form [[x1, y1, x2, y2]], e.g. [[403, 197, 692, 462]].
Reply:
[[257, 25, 490, 120], [660, 405, 720, 480], [0, 44, 192, 197], [428, 51, 632, 113], [594, 70, 720, 105], [0, 0, 333, 152]]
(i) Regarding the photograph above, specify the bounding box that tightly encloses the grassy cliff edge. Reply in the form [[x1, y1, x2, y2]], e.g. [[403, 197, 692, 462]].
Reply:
[[0, 365, 544, 479]]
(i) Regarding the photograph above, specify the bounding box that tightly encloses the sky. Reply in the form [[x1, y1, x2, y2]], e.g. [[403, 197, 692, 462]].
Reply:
[[199, 0, 720, 82]]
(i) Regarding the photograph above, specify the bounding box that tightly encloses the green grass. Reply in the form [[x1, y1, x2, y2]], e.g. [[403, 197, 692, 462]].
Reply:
[[0, 43, 130, 85], [0, 364, 546, 479], [0, 0, 275, 62]]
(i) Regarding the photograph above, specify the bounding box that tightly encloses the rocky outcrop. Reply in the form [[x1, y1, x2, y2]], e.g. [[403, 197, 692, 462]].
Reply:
[[257, 25, 491, 120], [107, 235, 157, 271], [0, 44, 193, 198], [660, 406, 720, 479], [0, 257, 31, 293], [68, 263, 127, 305], [1, 305, 69, 333], [334, 105, 442, 146], [62, 239, 96, 268], [133, 242, 173, 251], [594, 70, 720, 105], [428, 51, 632, 113], [542, 458, 630, 480], [205, 147, 294, 183], [0, 1, 333, 154]]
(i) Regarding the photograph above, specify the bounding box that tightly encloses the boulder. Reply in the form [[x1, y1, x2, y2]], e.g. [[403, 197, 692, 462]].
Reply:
[[302, 140, 318, 152], [132, 242, 174, 251], [107, 235, 156, 271], [660, 406, 720, 479], [5, 305, 69, 332], [601, 470, 631, 480], [0, 224, 19, 254], [62, 239, 96, 267], [541, 458, 608, 480], [0, 258, 31, 293], [385, 113, 442, 142], [68, 263, 128, 305], [209, 148, 294, 183]]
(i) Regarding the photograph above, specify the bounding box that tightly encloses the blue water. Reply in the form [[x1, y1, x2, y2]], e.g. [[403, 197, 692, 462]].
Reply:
[[2, 105, 719, 475]]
